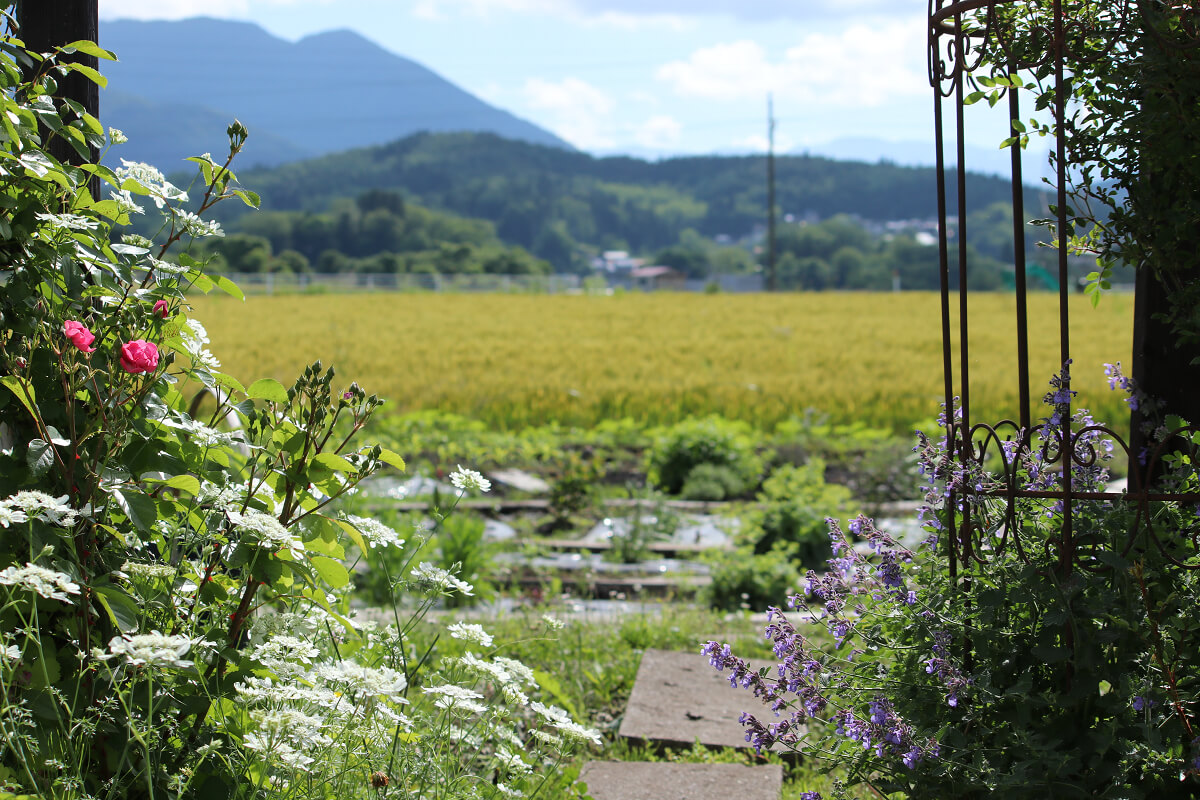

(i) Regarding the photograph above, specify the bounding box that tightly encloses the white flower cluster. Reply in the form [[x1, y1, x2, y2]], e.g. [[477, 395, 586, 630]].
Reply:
[[198, 481, 245, 513], [176, 209, 224, 239], [449, 465, 491, 495], [109, 189, 144, 216], [180, 319, 221, 371], [309, 660, 409, 702], [116, 159, 189, 209], [422, 684, 486, 715], [227, 510, 304, 558], [531, 701, 602, 746], [1, 491, 78, 527], [0, 563, 81, 602], [120, 561, 178, 581], [409, 562, 473, 597], [35, 212, 100, 233], [344, 514, 404, 549], [104, 631, 197, 669], [456, 652, 530, 705], [447, 622, 493, 648], [251, 635, 321, 674], [183, 419, 242, 450]]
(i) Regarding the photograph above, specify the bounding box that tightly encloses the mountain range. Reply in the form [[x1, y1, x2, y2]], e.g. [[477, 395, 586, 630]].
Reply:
[[98, 18, 571, 170]]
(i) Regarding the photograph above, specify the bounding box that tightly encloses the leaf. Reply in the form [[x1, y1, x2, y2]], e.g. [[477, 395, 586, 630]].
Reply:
[[93, 584, 141, 632], [1, 375, 38, 422], [379, 448, 407, 472], [214, 274, 244, 301], [247, 378, 289, 404], [59, 39, 117, 61], [211, 372, 246, 395], [26, 439, 54, 478], [309, 556, 349, 589], [311, 453, 357, 473], [43, 426, 70, 446], [112, 489, 158, 533], [233, 189, 261, 209], [335, 518, 368, 553], [160, 474, 202, 496], [64, 62, 107, 88]]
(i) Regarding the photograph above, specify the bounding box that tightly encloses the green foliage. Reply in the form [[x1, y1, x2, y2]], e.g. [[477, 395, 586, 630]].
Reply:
[[0, 20, 596, 800], [704, 546, 801, 613], [750, 461, 853, 568], [209, 130, 1053, 285], [679, 462, 748, 501], [646, 416, 764, 496]]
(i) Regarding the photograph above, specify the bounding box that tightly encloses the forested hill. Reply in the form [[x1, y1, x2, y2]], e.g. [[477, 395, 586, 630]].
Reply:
[[219, 131, 1047, 257]]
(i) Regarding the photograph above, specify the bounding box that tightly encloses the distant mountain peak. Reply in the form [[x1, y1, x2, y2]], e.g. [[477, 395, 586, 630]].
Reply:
[[98, 18, 572, 170]]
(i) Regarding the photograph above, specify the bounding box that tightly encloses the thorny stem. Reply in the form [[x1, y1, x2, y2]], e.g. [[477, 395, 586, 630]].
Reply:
[[1133, 561, 1196, 740]]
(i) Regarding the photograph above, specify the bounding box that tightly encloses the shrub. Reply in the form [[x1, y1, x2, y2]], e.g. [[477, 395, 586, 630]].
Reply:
[[679, 462, 746, 501], [704, 547, 800, 613], [750, 460, 854, 568], [646, 416, 763, 496]]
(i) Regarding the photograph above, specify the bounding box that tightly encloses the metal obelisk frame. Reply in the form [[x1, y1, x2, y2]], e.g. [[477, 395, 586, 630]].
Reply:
[[927, 0, 1200, 577]]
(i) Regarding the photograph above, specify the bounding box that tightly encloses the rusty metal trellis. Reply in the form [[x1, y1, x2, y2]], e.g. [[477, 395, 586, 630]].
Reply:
[[927, 0, 1200, 580]]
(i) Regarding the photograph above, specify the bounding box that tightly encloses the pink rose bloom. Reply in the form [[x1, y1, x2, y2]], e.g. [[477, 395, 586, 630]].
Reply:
[[152, 300, 170, 319], [119, 340, 160, 374], [63, 320, 96, 354]]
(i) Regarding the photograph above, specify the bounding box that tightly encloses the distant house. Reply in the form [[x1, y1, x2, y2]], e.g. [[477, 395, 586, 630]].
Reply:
[[592, 250, 645, 273], [630, 265, 686, 291]]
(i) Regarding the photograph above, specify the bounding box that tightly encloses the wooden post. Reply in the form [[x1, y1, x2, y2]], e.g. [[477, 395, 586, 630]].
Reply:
[[16, 0, 100, 169], [1129, 267, 1200, 484]]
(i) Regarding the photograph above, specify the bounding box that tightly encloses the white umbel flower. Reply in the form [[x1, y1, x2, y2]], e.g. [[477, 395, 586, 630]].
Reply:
[[447, 622, 493, 648], [449, 465, 491, 495], [2, 491, 77, 526], [409, 562, 473, 596], [106, 631, 196, 669], [0, 563, 81, 602], [345, 515, 404, 549], [227, 510, 303, 558]]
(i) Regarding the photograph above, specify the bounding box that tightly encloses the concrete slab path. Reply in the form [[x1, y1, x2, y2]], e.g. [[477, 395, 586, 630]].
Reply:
[[578, 761, 783, 800], [618, 648, 756, 750]]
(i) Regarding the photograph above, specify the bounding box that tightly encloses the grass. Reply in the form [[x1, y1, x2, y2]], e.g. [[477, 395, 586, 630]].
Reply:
[[189, 291, 1133, 434], [408, 603, 878, 799]]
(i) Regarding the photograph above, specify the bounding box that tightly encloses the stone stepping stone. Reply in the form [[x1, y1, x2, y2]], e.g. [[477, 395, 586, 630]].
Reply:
[[619, 648, 757, 750], [579, 761, 782, 800]]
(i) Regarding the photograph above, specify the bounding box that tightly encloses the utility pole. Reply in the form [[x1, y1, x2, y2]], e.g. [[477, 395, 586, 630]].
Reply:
[[766, 94, 777, 292], [16, 0, 100, 171]]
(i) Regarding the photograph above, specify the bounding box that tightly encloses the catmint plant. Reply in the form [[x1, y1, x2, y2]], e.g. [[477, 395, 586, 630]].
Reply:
[[704, 366, 1200, 798]]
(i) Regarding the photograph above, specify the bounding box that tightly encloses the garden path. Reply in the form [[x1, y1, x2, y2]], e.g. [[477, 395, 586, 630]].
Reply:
[[580, 648, 783, 800]]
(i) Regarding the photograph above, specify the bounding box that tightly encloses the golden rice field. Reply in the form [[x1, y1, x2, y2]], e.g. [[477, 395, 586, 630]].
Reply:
[[188, 292, 1134, 432]]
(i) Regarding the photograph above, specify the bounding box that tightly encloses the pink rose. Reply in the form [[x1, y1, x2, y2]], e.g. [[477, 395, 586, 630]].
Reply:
[[63, 320, 96, 354], [119, 340, 160, 374], [152, 300, 170, 319]]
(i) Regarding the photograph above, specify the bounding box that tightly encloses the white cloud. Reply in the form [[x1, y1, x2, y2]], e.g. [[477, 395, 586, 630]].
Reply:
[[575, 0, 924, 22], [633, 115, 682, 149], [99, 0, 330, 19], [413, 0, 567, 20], [730, 131, 796, 153], [656, 19, 927, 107], [412, 0, 689, 28], [523, 76, 616, 149]]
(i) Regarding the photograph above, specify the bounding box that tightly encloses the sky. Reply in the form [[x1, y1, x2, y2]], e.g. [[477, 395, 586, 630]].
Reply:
[[96, 0, 1021, 161]]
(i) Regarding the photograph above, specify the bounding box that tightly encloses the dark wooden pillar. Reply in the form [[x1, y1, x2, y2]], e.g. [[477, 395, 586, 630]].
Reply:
[[16, 0, 100, 168]]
